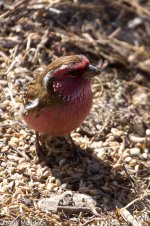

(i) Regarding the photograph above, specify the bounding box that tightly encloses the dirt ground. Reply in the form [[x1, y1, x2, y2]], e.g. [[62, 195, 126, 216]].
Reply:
[[0, 0, 150, 225]]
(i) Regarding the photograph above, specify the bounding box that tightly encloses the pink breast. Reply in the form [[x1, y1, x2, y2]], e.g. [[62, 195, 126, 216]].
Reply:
[[23, 93, 92, 136]]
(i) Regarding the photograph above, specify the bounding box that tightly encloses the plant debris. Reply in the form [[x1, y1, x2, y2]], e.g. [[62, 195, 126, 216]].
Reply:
[[0, 0, 150, 225]]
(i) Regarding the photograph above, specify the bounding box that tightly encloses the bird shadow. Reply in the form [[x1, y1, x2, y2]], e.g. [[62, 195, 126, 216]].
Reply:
[[38, 136, 136, 214]]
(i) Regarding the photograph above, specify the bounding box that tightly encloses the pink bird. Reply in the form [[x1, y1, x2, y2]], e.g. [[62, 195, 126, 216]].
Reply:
[[22, 55, 100, 159]]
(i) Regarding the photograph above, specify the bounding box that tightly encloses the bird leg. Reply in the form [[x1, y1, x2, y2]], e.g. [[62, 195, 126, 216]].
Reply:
[[64, 134, 84, 160], [35, 132, 46, 161], [65, 134, 78, 155]]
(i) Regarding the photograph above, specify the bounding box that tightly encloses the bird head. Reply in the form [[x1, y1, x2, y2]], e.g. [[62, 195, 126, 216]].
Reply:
[[42, 55, 100, 102]]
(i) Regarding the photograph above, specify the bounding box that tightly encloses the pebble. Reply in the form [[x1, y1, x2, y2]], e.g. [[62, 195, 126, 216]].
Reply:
[[39, 184, 45, 189], [146, 129, 150, 136], [144, 148, 149, 153], [14, 133, 21, 138], [91, 141, 103, 149], [96, 124, 101, 130], [1, 146, 9, 153], [141, 153, 148, 160], [10, 137, 19, 144], [7, 154, 20, 161], [55, 178, 62, 186], [46, 183, 54, 191], [129, 159, 137, 167], [0, 80, 8, 86], [103, 141, 119, 147], [105, 135, 115, 142], [59, 159, 67, 168], [50, 177, 56, 183], [135, 165, 139, 172], [8, 141, 18, 148], [95, 148, 105, 158], [111, 128, 123, 137], [128, 17, 142, 29], [20, 129, 27, 135], [3, 100, 10, 108], [122, 149, 130, 158], [3, 178, 8, 185], [130, 148, 141, 157], [113, 163, 122, 170], [122, 151, 130, 158], [14, 102, 20, 109], [125, 156, 132, 163], [1, 162, 7, 167], [53, 187, 59, 192]]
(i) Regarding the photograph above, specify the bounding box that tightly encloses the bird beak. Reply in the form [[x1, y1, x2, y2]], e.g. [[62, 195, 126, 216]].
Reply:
[[83, 64, 102, 79]]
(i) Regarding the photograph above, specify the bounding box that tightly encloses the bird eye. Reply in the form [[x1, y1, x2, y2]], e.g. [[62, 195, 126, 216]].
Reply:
[[65, 70, 79, 77]]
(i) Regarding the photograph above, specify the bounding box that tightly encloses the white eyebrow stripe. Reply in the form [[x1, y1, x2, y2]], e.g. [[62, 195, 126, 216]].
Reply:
[[26, 98, 39, 110], [43, 71, 53, 89], [59, 65, 69, 70], [43, 65, 69, 90]]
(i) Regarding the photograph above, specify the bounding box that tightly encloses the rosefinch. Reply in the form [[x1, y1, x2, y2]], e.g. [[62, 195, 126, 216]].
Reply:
[[22, 55, 100, 159]]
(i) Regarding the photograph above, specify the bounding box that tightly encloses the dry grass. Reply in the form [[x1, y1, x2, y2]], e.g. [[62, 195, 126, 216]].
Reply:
[[0, 0, 150, 225]]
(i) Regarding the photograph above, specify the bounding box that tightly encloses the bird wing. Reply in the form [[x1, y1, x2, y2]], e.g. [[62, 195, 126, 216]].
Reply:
[[23, 72, 62, 114]]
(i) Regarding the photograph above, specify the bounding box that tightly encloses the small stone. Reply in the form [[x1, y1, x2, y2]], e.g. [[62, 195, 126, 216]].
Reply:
[[130, 148, 141, 157], [128, 17, 142, 29], [10, 137, 19, 144], [122, 152, 130, 158], [3, 178, 8, 185], [91, 141, 103, 149], [50, 177, 56, 183], [14, 133, 21, 138], [111, 128, 123, 137], [95, 148, 105, 158], [8, 141, 18, 148], [141, 153, 148, 160], [135, 165, 139, 172], [144, 148, 149, 153], [1, 146, 9, 153], [14, 102, 20, 109], [1, 162, 7, 167], [129, 159, 137, 167], [113, 163, 122, 170], [3, 100, 10, 108], [106, 135, 115, 142], [55, 178, 62, 186], [0, 80, 8, 86], [146, 129, 150, 136], [39, 184, 45, 189], [125, 156, 132, 163], [46, 183, 54, 191], [53, 187, 59, 192]]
